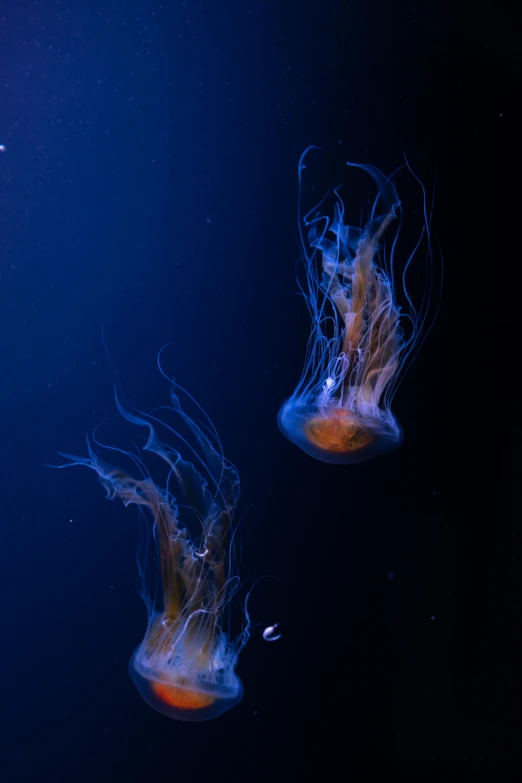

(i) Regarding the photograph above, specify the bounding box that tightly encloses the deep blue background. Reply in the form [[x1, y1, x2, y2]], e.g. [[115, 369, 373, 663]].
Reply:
[[0, 0, 517, 780]]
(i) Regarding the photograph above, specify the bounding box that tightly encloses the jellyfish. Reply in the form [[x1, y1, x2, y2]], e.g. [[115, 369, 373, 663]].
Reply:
[[278, 147, 438, 465], [56, 380, 248, 721]]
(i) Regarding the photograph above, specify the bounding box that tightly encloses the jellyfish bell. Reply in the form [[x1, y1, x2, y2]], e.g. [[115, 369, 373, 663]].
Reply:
[[278, 147, 438, 465], [128, 612, 244, 722], [278, 397, 403, 465]]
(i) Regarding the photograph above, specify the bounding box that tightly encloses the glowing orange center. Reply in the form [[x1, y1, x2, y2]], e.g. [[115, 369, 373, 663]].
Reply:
[[152, 681, 216, 710], [305, 410, 375, 453]]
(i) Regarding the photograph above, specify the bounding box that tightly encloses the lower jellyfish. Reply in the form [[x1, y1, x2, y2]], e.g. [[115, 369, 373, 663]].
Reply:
[[278, 147, 439, 465], [56, 379, 249, 721]]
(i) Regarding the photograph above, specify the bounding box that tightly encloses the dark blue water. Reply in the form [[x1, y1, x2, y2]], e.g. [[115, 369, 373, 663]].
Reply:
[[0, 0, 516, 780]]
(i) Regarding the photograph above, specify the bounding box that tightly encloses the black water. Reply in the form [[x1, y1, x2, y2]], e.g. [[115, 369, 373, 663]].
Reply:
[[0, 0, 518, 780]]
